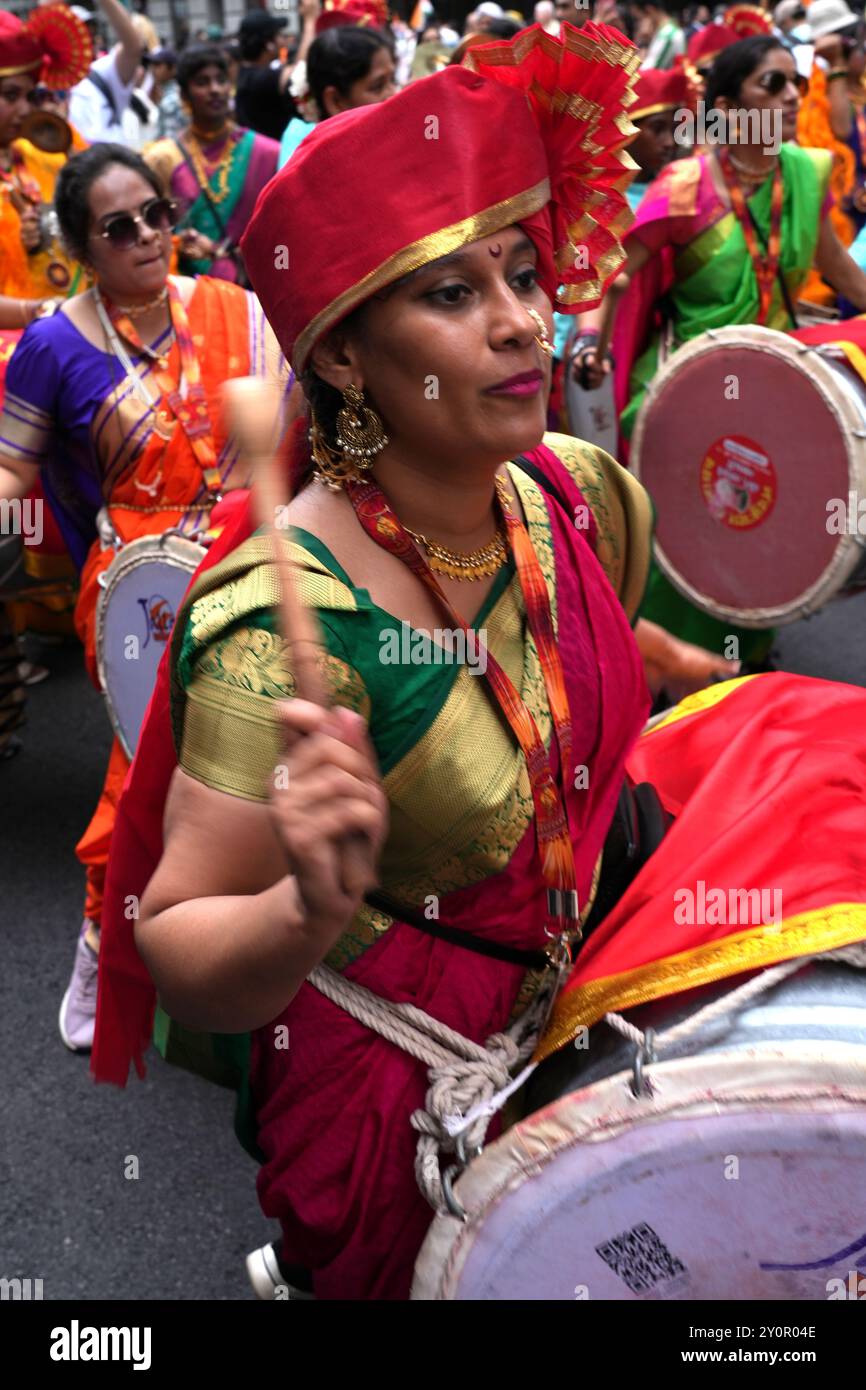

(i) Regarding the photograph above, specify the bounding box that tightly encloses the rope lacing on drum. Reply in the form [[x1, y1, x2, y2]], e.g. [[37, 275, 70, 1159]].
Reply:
[[309, 943, 866, 1214], [604, 942, 866, 1097], [308, 964, 552, 1212]]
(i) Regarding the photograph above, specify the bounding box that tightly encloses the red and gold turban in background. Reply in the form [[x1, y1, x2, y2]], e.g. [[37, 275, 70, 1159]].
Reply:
[[630, 65, 691, 121], [686, 21, 738, 71], [0, 6, 93, 87], [241, 22, 640, 374], [723, 4, 773, 39], [315, 0, 390, 33]]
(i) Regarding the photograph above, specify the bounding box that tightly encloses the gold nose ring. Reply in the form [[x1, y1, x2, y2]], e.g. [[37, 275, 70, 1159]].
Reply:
[[527, 306, 554, 358]]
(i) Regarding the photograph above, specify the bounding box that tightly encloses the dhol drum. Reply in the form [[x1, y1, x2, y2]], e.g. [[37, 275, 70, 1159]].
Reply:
[[95, 531, 205, 758], [412, 959, 866, 1300], [630, 324, 866, 627]]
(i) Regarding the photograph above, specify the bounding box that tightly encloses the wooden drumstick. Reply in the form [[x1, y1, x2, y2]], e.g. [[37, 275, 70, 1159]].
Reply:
[[223, 376, 328, 709], [224, 375, 376, 900]]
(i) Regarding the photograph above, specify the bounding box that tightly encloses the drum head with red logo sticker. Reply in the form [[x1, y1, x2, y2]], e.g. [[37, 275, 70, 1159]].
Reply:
[[631, 326, 866, 626]]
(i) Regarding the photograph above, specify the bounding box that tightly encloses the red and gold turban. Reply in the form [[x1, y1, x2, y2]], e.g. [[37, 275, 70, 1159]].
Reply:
[[0, 6, 93, 88], [686, 23, 738, 70], [241, 22, 639, 373], [315, 0, 390, 33], [630, 66, 690, 121], [723, 4, 773, 39]]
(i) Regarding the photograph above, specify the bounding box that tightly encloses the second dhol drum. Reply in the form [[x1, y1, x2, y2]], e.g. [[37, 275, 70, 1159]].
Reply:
[[95, 531, 205, 758], [630, 324, 866, 627]]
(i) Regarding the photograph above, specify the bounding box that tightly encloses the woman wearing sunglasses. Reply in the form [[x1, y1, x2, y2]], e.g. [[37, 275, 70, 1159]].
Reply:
[[0, 7, 93, 325], [576, 33, 866, 665], [0, 141, 288, 1053]]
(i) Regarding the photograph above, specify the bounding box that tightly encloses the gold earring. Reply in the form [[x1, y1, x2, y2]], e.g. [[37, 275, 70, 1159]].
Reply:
[[335, 382, 388, 462], [309, 384, 388, 491], [527, 307, 554, 358]]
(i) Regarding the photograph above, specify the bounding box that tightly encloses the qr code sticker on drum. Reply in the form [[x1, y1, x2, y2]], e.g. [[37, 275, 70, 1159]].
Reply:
[[595, 1221, 687, 1294]]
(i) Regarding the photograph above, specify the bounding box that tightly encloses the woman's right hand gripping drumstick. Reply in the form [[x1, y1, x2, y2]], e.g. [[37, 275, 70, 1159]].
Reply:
[[269, 698, 389, 943]]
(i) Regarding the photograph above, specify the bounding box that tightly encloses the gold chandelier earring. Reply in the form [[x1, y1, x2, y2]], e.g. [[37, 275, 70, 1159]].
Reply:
[[310, 382, 389, 491], [527, 307, 554, 358], [335, 382, 389, 462]]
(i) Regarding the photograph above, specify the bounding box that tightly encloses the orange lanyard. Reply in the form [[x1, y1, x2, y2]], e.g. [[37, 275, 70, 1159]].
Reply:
[[346, 470, 581, 963], [718, 148, 784, 326], [105, 280, 223, 496]]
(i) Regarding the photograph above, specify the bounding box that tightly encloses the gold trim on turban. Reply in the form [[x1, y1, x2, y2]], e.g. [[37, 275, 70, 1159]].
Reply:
[[0, 59, 41, 77], [292, 177, 551, 373]]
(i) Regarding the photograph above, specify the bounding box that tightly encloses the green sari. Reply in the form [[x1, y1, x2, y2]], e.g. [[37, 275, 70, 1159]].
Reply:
[[619, 144, 832, 660]]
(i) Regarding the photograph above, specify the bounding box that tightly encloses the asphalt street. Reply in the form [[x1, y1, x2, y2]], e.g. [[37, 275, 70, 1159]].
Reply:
[[2, 590, 865, 1301]]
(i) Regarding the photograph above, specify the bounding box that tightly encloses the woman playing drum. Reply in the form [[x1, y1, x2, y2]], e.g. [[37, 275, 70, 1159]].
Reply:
[[0, 143, 287, 1051], [579, 35, 866, 660], [91, 24, 866, 1301]]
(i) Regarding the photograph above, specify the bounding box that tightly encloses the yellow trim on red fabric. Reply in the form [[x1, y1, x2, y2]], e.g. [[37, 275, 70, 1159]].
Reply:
[[831, 340, 866, 390], [639, 673, 762, 738], [535, 901, 866, 1061]]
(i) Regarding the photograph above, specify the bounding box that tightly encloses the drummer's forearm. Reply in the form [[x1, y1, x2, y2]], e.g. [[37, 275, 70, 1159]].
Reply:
[[814, 221, 866, 310], [136, 877, 325, 1033], [0, 296, 42, 330]]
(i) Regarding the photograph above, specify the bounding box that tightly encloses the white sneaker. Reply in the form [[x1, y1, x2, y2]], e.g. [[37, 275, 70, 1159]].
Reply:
[[245, 1243, 315, 1300], [58, 923, 99, 1052]]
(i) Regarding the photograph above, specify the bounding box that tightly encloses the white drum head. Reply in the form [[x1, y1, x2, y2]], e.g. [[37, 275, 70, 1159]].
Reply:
[[95, 533, 204, 758], [631, 325, 866, 626], [412, 1044, 866, 1300]]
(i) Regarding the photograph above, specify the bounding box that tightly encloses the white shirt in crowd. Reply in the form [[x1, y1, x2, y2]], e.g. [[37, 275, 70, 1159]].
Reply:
[[69, 47, 135, 143]]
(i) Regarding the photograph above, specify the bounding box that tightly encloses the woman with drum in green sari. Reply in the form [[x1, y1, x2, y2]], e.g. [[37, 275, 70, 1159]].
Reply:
[[578, 34, 866, 659]]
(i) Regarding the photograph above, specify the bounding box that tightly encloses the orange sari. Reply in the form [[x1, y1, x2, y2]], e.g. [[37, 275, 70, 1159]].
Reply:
[[0, 273, 283, 924], [75, 275, 280, 923]]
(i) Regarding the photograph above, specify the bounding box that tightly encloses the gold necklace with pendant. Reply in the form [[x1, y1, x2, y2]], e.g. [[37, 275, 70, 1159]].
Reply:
[[403, 475, 511, 581]]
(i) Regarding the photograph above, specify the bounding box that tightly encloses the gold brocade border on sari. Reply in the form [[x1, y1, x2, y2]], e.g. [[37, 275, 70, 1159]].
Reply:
[[540, 432, 654, 619], [182, 633, 370, 800], [169, 532, 360, 755], [666, 155, 702, 218], [378, 463, 556, 904], [293, 180, 551, 373], [534, 902, 866, 1061]]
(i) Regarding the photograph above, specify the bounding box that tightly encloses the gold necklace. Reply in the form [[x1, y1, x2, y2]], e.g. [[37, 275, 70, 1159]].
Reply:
[[728, 151, 777, 182], [186, 126, 236, 204], [403, 477, 511, 582], [113, 286, 169, 318]]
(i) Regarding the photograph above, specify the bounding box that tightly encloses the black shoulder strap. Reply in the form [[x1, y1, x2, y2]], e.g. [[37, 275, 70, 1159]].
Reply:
[[511, 451, 573, 515], [364, 889, 549, 970], [86, 67, 122, 127]]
